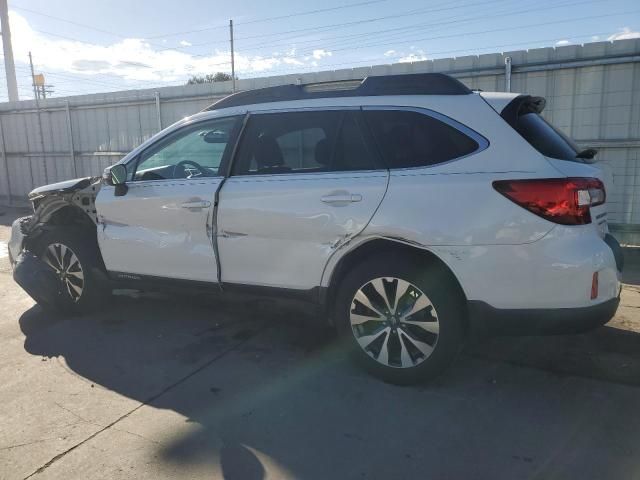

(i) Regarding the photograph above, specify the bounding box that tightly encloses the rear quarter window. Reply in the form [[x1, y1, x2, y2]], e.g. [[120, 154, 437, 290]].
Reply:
[[514, 112, 582, 162], [363, 109, 480, 169]]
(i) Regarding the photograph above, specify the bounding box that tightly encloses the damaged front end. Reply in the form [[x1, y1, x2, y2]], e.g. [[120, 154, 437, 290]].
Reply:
[[12, 251, 76, 311], [9, 176, 102, 305]]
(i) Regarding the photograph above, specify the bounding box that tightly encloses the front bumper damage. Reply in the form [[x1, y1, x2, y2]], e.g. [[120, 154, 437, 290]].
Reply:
[[8, 216, 29, 266], [12, 251, 73, 310], [9, 176, 102, 263], [9, 176, 103, 307]]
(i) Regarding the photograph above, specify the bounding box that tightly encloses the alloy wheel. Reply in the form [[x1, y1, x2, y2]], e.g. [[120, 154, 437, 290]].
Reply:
[[42, 243, 85, 303], [350, 277, 439, 368]]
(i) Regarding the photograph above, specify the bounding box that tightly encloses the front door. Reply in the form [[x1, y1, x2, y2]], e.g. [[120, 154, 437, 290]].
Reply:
[[96, 116, 241, 283], [217, 109, 388, 290]]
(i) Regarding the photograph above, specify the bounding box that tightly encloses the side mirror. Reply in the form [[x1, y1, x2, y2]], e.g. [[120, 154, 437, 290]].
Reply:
[[110, 164, 127, 185], [106, 164, 129, 197]]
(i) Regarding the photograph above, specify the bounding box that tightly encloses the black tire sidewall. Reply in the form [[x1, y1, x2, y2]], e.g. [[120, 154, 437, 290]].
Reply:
[[33, 228, 107, 314], [334, 254, 465, 384]]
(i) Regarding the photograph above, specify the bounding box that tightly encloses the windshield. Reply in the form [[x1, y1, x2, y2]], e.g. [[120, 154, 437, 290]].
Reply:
[[515, 112, 583, 162]]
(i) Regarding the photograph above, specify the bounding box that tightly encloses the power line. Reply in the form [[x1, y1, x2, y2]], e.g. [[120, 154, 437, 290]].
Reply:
[[12, 5, 135, 40], [154, 0, 568, 59], [158, 0, 493, 52], [233, 0, 484, 42], [143, 0, 390, 39], [265, 4, 636, 60], [11, 5, 219, 60], [231, 0, 608, 62], [168, 0, 595, 56], [147, 0, 492, 49], [234, 0, 524, 51]]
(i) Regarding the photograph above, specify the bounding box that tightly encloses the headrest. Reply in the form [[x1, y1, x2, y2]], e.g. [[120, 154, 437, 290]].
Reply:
[[315, 138, 331, 166], [255, 134, 284, 168]]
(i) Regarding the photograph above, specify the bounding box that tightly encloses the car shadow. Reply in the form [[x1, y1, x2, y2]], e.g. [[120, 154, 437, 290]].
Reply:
[[18, 293, 640, 479]]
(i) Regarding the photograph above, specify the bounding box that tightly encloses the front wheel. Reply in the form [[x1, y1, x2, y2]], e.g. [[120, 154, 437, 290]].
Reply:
[[334, 254, 465, 385], [33, 228, 110, 314]]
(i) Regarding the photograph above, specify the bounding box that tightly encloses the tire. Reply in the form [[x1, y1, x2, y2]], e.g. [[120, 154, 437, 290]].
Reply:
[[334, 253, 465, 385], [32, 227, 110, 314]]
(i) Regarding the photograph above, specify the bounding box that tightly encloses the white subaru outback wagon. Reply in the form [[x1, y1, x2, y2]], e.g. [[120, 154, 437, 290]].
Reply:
[[9, 73, 623, 384]]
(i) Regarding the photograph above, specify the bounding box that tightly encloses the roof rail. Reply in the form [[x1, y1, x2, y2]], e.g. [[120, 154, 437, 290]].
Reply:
[[205, 73, 471, 111]]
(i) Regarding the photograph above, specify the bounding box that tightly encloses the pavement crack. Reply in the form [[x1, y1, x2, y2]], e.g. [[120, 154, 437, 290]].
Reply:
[[111, 427, 163, 446], [53, 402, 95, 425], [1, 439, 55, 452], [22, 322, 266, 479]]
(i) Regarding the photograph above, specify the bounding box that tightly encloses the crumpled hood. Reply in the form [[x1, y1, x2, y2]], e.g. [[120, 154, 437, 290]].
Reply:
[[28, 177, 96, 200]]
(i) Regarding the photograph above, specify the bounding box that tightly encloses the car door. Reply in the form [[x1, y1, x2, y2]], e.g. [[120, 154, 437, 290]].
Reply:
[[217, 108, 389, 291], [95, 115, 242, 283]]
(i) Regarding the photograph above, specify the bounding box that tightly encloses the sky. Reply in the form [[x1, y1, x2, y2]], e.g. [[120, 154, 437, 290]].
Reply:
[[1, 0, 639, 101]]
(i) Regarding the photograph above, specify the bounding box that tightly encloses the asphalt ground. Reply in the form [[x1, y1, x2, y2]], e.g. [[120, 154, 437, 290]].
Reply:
[[1, 207, 639, 480]]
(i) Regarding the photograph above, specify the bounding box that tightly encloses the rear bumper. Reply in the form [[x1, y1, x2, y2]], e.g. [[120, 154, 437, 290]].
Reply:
[[433, 224, 621, 310], [468, 296, 620, 336]]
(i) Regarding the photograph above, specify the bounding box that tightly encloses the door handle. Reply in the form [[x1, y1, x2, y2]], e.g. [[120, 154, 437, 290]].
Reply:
[[321, 194, 362, 204], [181, 200, 211, 209]]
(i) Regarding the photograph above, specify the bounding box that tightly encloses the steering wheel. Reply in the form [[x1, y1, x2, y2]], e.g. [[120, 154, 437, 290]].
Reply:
[[173, 160, 209, 179]]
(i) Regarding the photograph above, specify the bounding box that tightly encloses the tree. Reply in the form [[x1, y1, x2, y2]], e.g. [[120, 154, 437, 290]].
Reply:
[[186, 72, 235, 85]]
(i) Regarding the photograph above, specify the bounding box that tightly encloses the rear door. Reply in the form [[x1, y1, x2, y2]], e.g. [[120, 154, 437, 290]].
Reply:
[[217, 108, 388, 290]]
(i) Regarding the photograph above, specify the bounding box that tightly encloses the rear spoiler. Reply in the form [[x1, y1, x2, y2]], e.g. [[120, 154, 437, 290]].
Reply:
[[500, 95, 546, 127]]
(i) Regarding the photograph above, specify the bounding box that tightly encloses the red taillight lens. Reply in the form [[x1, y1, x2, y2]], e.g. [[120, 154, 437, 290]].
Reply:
[[493, 178, 606, 225]]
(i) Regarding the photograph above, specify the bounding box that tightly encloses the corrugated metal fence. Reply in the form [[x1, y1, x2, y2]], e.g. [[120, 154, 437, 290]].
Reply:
[[0, 38, 638, 235]]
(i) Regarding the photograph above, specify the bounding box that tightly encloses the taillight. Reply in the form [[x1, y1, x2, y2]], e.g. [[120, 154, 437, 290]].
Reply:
[[492, 178, 606, 225]]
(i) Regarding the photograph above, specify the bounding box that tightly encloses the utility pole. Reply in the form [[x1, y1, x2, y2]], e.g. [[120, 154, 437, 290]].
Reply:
[[229, 19, 236, 93], [28, 51, 39, 99], [0, 0, 19, 102], [28, 50, 48, 184]]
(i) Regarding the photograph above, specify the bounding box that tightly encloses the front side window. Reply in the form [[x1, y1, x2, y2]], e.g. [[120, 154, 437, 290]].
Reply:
[[133, 116, 240, 181], [232, 110, 377, 175], [363, 110, 480, 169]]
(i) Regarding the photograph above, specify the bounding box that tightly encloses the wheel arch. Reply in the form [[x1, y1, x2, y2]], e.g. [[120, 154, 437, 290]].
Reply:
[[24, 203, 105, 272], [322, 237, 469, 327]]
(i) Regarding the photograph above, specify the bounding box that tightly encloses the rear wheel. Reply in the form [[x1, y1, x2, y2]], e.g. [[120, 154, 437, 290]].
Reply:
[[335, 254, 465, 384], [33, 228, 109, 314]]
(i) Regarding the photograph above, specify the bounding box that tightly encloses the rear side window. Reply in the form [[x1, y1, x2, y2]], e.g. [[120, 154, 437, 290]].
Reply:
[[232, 110, 377, 175], [363, 110, 479, 168], [514, 113, 581, 162]]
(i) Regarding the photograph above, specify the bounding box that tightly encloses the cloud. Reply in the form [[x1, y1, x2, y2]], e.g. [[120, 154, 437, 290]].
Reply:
[[311, 49, 332, 60], [3, 11, 330, 84], [282, 57, 304, 66], [607, 27, 640, 41], [179, 40, 192, 47], [555, 40, 571, 46], [384, 47, 428, 63], [398, 49, 428, 63]]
